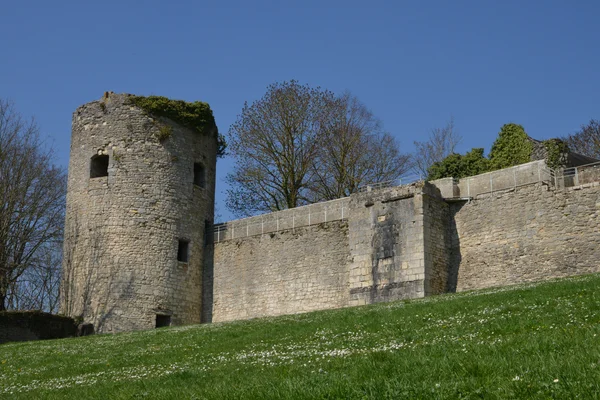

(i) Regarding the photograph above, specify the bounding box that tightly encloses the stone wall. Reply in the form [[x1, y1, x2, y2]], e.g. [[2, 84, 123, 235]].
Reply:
[[60, 93, 217, 333], [422, 189, 451, 295], [347, 184, 428, 306], [60, 98, 600, 333], [0, 312, 77, 344], [211, 175, 600, 324], [212, 183, 438, 321], [213, 197, 350, 242], [451, 160, 551, 199], [451, 182, 600, 291], [212, 220, 351, 322]]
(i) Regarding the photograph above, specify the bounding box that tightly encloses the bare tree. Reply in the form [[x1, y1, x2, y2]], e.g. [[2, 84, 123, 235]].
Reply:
[[226, 81, 334, 216], [413, 117, 462, 177], [563, 119, 600, 159], [7, 240, 62, 312], [310, 92, 411, 200], [0, 99, 66, 311], [226, 82, 412, 216]]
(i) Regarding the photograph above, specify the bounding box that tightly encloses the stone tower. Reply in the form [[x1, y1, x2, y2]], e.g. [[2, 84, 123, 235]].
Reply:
[[60, 93, 217, 333]]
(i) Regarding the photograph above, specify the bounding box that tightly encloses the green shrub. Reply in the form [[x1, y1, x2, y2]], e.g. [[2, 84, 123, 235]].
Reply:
[[488, 123, 532, 169], [428, 148, 490, 180], [156, 125, 173, 142], [128, 95, 226, 156], [543, 138, 569, 169]]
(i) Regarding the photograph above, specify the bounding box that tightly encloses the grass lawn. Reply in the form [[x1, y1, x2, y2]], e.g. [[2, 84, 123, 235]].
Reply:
[[1, 274, 600, 399]]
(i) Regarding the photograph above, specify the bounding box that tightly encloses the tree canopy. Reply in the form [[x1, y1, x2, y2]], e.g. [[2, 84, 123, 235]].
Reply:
[[563, 119, 600, 160], [427, 123, 535, 180], [226, 81, 411, 216], [0, 99, 66, 311], [488, 123, 532, 170]]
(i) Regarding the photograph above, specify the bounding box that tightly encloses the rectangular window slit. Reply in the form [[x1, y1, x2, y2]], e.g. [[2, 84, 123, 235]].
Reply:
[[193, 163, 205, 188], [177, 239, 189, 262]]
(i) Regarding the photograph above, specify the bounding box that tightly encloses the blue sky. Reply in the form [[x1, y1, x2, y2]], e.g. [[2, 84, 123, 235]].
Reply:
[[1, 0, 598, 221]]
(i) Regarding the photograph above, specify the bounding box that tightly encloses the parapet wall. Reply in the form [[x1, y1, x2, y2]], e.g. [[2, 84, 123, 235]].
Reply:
[[431, 160, 553, 199], [213, 197, 350, 242]]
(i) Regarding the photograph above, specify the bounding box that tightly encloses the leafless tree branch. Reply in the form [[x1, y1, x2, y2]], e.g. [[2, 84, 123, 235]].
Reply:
[[412, 117, 462, 177], [0, 98, 66, 311]]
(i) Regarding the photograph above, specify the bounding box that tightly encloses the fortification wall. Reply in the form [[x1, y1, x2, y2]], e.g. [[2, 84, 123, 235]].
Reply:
[[212, 220, 351, 322], [348, 184, 430, 306], [212, 183, 442, 321], [452, 182, 600, 291], [213, 198, 350, 242], [423, 192, 451, 294]]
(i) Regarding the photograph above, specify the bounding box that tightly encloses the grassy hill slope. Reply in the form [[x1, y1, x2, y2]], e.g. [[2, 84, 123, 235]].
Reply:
[[2, 274, 600, 399]]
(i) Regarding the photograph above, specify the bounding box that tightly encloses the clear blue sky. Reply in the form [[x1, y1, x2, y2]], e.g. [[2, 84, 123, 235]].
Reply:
[[2, 0, 598, 221]]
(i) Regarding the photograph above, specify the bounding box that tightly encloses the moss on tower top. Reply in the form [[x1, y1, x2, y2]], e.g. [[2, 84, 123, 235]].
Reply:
[[127, 95, 226, 156]]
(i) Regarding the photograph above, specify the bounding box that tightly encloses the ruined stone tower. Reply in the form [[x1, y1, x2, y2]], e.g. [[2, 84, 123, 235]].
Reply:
[[60, 93, 218, 333]]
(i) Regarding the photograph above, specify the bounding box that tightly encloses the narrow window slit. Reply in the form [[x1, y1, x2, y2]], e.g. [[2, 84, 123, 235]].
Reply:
[[177, 239, 189, 262], [90, 154, 109, 178], [193, 163, 205, 188]]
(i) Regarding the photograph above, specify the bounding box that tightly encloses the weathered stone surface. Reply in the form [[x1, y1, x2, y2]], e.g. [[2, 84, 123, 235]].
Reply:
[[60, 93, 216, 333], [60, 95, 600, 334], [451, 182, 600, 291], [212, 221, 351, 322], [212, 183, 446, 320], [77, 323, 95, 337]]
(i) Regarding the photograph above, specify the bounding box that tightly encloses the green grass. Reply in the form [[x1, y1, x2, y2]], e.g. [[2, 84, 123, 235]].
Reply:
[[2, 275, 600, 399]]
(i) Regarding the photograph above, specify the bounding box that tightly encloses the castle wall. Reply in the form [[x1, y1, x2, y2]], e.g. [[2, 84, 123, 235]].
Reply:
[[452, 182, 600, 291], [423, 191, 451, 295], [212, 183, 438, 322], [212, 176, 600, 324], [61, 94, 216, 333], [212, 220, 351, 322], [60, 95, 600, 332], [347, 184, 430, 306]]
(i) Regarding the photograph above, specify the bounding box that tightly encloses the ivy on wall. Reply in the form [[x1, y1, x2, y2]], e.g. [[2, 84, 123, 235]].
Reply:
[[128, 95, 227, 156]]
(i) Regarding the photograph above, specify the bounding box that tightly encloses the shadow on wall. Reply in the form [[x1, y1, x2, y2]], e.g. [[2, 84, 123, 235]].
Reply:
[[62, 218, 135, 332], [201, 236, 214, 323], [446, 201, 465, 292]]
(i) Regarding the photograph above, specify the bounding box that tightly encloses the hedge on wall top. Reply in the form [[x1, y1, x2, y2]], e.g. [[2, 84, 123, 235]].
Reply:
[[427, 148, 490, 180], [128, 95, 227, 157], [488, 123, 532, 170]]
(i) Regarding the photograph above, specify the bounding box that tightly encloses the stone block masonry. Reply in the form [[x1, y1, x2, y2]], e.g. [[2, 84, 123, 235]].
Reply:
[[212, 182, 449, 321], [61, 95, 600, 333], [451, 182, 600, 291], [212, 221, 351, 322], [60, 93, 217, 333], [211, 177, 600, 323]]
